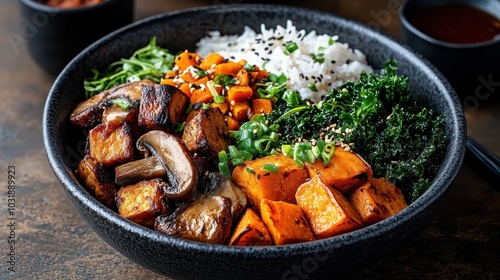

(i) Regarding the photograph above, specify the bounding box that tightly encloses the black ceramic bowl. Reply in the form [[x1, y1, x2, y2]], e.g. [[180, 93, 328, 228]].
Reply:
[[43, 4, 466, 280], [400, 0, 500, 101], [20, 0, 134, 76]]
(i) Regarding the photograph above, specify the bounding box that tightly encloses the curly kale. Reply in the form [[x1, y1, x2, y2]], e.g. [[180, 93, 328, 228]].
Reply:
[[266, 60, 447, 202]]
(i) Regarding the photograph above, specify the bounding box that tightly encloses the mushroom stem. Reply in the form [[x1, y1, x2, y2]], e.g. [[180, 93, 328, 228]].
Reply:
[[114, 156, 167, 186]]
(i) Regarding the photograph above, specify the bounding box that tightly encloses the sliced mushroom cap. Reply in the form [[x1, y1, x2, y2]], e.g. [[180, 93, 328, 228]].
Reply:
[[137, 130, 198, 201]]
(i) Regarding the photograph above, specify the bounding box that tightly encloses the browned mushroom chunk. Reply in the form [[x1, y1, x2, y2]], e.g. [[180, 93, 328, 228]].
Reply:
[[114, 130, 198, 201], [199, 172, 247, 220], [76, 155, 117, 209], [138, 84, 189, 132], [182, 107, 229, 161], [70, 80, 154, 128], [155, 195, 233, 244], [88, 120, 134, 168], [116, 178, 171, 228]]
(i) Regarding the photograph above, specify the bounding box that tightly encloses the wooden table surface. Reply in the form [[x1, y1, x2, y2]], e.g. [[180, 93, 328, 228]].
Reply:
[[1, 0, 499, 279]]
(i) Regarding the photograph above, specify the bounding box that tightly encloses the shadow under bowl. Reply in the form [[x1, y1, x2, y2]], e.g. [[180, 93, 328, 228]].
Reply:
[[20, 0, 134, 77], [43, 4, 466, 280]]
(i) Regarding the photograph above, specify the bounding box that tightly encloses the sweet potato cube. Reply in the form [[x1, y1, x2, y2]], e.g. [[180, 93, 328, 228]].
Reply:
[[88, 120, 134, 168], [230, 100, 251, 121], [116, 178, 169, 228], [305, 148, 372, 194], [349, 177, 407, 226], [214, 61, 243, 76], [228, 208, 272, 246], [260, 199, 315, 245], [76, 155, 117, 209], [296, 176, 364, 239], [232, 154, 308, 211], [227, 85, 253, 102], [252, 98, 273, 115], [138, 84, 189, 131], [199, 52, 225, 70], [175, 51, 201, 71]]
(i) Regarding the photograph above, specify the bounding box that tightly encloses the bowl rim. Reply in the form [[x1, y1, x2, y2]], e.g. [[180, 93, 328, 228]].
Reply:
[[43, 3, 466, 257]]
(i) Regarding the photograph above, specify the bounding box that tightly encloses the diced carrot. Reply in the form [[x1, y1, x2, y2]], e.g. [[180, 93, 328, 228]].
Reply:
[[179, 82, 192, 98], [224, 115, 240, 131], [190, 87, 213, 104], [192, 76, 209, 85], [228, 85, 253, 102], [237, 59, 247, 67], [228, 208, 272, 246], [199, 52, 225, 70], [349, 177, 407, 226], [257, 69, 269, 81], [211, 101, 229, 114], [236, 68, 253, 86], [165, 71, 177, 79], [230, 100, 250, 121], [260, 199, 315, 245], [252, 98, 273, 115], [179, 71, 199, 84], [215, 61, 243, 76], [175, 51, 200, 71], [160, 78, 176, 86], [296, 175, 364, 239]]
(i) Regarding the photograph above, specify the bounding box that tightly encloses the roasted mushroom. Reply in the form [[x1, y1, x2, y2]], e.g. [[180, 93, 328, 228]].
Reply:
[[155, 194, 233, 244], [199, 172, 247, 220], [70, 80, 154, 128], [114, 130, 198, 201]]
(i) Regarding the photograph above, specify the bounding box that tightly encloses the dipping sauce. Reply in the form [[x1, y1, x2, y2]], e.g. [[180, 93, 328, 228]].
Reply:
[[36, 0, 105, 8], [409, 4, 500, 44]]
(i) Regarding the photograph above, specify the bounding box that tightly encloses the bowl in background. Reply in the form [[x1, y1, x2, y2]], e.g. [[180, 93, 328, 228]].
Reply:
[[43, 4, 466, 280], [20, 0, 134, 76], [400, 0, 500, 102]]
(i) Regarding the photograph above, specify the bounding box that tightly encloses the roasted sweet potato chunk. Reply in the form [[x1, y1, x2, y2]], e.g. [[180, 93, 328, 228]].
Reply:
[[232, 154, 308, 212], [182, 107, 229, 160], [296, 175, 364, 239], [138, 84, 189, 131], [349, 177, 407, 226], [88, 121, 134, 168], [76, 155, 117, 209], [305, 148, 372, 194], [116, 178, 169, 228], [228, 208, 272, 246], [155, 195, 233, 244], [260, 199, 315, 245]]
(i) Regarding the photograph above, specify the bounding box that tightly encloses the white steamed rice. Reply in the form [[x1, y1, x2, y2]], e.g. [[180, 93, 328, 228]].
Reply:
[[195, 20, 372, 103]]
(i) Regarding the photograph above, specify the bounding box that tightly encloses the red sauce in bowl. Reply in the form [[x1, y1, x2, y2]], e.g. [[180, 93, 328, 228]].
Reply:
[[36, 0, 105, 8], [409, 4, 500, 44]]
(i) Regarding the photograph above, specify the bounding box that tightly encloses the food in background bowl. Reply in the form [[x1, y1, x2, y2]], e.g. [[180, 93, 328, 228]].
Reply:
[[68, 21, 445, 246], [43, 5, 466, 279]]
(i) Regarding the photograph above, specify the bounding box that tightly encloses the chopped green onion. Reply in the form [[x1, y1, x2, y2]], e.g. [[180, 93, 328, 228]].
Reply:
[[214, 95, 225, 104], [284, 42, 299, 55], [243, 63, 255, 71], [262, 163, 279, 173], [214, 74, 236, 86], [202, 103, 211, 109], [312, 53, 325, 63], [307, 83, 318, 92], [246, 167, 255, 174], [173, 123, 184, 134], [194, 68, 208, 78], [218, 151, 232, 180], [321, 143, 335, 164], [328, 37, 335, 45], [112, 98, 131, 110]]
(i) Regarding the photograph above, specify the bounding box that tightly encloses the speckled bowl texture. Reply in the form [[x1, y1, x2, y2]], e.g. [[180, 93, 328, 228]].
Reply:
[[43, 5, 466, 280]]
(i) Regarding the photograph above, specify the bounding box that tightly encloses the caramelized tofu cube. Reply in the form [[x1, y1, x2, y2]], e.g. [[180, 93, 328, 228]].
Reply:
[[102, 102, 141, 139], [76, 155, 117, 209], [232, 154, 308, 212], [155, 195, 233, 244], [182, 108, 229, 160], [228, 208, 272, 246], [260, 199, 315, 245], [88, 121, 134, 168], [305, 148, 372, 194], [349, 177, 407, 226], [116, 178, 169, 228], [296, 176, 364, 239], [138, 84, 189, 131]]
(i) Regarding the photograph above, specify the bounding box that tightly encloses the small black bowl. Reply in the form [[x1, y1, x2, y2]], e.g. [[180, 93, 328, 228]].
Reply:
[[20, 0, 134, 76], [400, 0, 500, 102], [43, 4, 466, 280]]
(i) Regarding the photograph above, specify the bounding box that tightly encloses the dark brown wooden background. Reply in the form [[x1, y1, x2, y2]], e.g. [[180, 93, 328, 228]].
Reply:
[[1, 0, 498, 279]]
